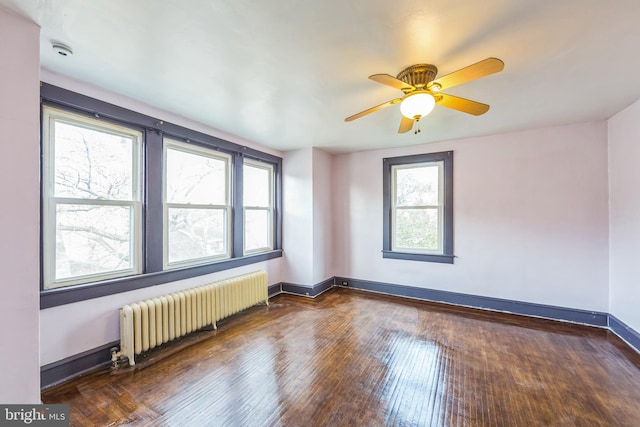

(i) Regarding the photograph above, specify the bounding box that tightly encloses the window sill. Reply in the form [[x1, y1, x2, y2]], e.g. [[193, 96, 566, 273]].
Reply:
[[40, 249, 283, 309], [382, 250, 454, 264]]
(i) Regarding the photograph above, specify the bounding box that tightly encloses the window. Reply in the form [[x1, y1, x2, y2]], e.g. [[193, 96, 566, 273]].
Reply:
[[40, 83, 282, 308], [42, 106, 142, 289], [383, 151, 453, 263], [243, 159, 274, 254], [164, 139, 231, 268]]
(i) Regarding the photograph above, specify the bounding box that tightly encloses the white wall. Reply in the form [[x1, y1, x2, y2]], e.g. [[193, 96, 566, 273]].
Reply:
[[282, 147, 335, 285], [608, 98, 640, 332], [0, 7, 41, 403], [333, 122, 610, 312], [283, 148, 314, 285], [38, 73, 286, 365], [312, 148, 334, 283]]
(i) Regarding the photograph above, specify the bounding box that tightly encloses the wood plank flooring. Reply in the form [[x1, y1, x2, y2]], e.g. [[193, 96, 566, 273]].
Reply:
[[42, 288, 640, 426]]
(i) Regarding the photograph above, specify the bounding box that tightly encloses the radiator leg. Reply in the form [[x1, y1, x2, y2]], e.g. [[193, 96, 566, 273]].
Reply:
[[111, 347, 122, 368]]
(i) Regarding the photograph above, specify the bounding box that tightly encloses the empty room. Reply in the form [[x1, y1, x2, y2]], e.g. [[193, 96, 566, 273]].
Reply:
[[1, 1, 640, 425]]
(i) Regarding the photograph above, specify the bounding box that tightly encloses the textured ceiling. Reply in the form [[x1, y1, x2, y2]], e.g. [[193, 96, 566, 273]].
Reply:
[[3, 0, 640, 153]]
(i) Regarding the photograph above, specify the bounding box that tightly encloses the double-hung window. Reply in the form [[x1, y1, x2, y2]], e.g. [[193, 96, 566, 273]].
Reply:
[[243, 159, 274, 254], [383, 151, 454, 263], [164, 138, 231, 268], [42, 106, 142, 289], [40, 83, 282, 308]]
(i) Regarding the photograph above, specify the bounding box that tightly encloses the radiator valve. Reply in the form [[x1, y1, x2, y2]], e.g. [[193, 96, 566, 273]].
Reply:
[[110, 346, 128, 369]]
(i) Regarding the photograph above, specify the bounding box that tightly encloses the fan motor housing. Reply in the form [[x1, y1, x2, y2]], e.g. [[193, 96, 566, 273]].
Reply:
[[397, 64, 438, 90]]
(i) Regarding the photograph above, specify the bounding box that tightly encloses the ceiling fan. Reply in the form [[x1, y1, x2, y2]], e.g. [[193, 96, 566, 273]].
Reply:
[[344, 57, 504, 134]]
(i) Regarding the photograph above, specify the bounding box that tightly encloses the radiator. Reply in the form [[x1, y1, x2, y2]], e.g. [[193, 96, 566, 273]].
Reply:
[[118, 270, 268, 366]]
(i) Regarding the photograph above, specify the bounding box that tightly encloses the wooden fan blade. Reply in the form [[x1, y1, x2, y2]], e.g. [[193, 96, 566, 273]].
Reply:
[[398, 116, 414, 133], [436, 93, 490, 116], [344, 98, 402, 122], [429, 58, 504, 91], [369, 74, 415, 91]]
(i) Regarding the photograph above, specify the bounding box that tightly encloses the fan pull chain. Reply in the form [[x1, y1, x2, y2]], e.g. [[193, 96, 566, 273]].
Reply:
[[414, 118, 422, 134]]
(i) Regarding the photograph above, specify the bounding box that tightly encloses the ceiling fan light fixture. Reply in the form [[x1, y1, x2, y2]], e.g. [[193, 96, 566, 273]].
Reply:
[[400, 92, 435, 120]]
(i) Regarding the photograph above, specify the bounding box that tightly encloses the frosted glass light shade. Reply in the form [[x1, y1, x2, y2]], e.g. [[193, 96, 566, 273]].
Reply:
[[400, 92, 436, 119]]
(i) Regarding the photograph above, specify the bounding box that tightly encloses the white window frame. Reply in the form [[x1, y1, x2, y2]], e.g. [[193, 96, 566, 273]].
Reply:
[[162, 138, 232, 269], [42, 106, 143, 289], [243, 159, 275, 255], [391, 161, 445, 255]]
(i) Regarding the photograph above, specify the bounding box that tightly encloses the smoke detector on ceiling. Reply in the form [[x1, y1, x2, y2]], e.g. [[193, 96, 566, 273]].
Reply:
[[52, 43, 73, 57]]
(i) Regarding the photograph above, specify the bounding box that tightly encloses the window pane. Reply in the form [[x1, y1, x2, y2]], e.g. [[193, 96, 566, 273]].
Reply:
[[166, 148, 227, 205], [245, 209, 270, 251], [394, 208, 439, 251], [54, 121, 134, 200], [55, 204, 134, 280], [244, 163, 270, 207], [167, 208, 227, 264], [395, 164, 440, 206]]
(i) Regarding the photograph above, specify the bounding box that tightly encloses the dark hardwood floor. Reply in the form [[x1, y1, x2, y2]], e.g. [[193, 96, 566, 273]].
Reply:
[[42, 288, 640, 426]]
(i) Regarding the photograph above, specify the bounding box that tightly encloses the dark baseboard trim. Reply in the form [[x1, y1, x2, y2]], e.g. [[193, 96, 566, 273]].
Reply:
[[268, 283, 282, 298], [335, 276, 609, 328], [280, 277, 335, 298], [40, 280, 330, 389], [609, 315, 640, 353], [41, 276, 640, 391], [41, 341, 117, 390]]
